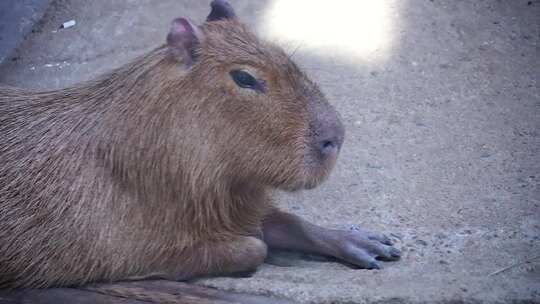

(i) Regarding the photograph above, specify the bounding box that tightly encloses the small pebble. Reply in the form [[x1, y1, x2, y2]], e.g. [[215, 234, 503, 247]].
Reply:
[[480, 152, 491, 158], [61, 20, 76, 29], [415, 239, 428, 246]]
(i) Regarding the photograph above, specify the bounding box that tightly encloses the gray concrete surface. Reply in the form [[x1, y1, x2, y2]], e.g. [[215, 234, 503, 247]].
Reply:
[[0, 0, 539, 303], [0, 0, 51, 63]]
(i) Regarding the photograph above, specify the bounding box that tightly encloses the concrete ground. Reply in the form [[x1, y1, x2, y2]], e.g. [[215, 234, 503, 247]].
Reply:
[[0, 0, 50, 63], [1, 0, 539, 303]]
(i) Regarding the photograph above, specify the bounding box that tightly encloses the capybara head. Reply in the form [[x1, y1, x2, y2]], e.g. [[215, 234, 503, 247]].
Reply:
[[163, 0, 345, 191]]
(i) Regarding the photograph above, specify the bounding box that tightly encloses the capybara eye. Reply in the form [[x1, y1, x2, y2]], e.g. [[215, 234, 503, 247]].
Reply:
[[229, 70, 263, 92]]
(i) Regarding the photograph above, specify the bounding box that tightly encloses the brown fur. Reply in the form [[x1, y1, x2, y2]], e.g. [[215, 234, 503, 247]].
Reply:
[[0, 14, 343, 289]]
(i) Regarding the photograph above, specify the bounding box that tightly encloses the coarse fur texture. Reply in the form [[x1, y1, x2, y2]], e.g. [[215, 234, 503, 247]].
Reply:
[[0, 3, 345, 289]]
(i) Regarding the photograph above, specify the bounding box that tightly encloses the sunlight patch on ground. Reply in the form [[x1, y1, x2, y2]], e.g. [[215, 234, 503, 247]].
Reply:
[[260, 0, 398, 62]]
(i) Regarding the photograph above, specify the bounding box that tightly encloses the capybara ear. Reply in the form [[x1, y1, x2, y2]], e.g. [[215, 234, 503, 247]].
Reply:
[[166, 18, 202, 66], [207, 0, 236, 22]]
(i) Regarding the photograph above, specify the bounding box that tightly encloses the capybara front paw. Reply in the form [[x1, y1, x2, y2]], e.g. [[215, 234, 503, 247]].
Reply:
[[333, 225, 401, 269]]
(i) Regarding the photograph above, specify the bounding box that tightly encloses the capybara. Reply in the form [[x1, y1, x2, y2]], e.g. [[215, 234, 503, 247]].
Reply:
[[0, 0, 400, 291]]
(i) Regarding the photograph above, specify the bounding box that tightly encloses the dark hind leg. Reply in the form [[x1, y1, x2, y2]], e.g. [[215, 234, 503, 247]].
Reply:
[[77, 236, 268, 303], [176, 235, 268, 280]]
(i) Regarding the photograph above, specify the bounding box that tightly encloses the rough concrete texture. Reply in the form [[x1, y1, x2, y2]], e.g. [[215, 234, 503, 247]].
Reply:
[[0, 0, 538, 303], [0, 0, 51, 63]]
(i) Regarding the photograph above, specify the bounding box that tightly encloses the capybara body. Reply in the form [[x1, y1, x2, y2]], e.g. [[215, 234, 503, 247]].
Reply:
[[0, 2, 344, 288]]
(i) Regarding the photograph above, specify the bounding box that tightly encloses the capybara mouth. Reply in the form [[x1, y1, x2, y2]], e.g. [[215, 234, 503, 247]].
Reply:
[[274, 154, 337, 192], [300, 144, 340, 189]]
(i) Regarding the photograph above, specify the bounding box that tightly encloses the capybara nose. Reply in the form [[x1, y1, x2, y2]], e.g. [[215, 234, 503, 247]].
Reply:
[[319, 138, 340, 156], [317, 122, 344, 157]]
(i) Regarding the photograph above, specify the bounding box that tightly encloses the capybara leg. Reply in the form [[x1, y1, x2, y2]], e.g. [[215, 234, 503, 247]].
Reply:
[[262, 209, 401, 269], [178, 236, 267, 279]]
